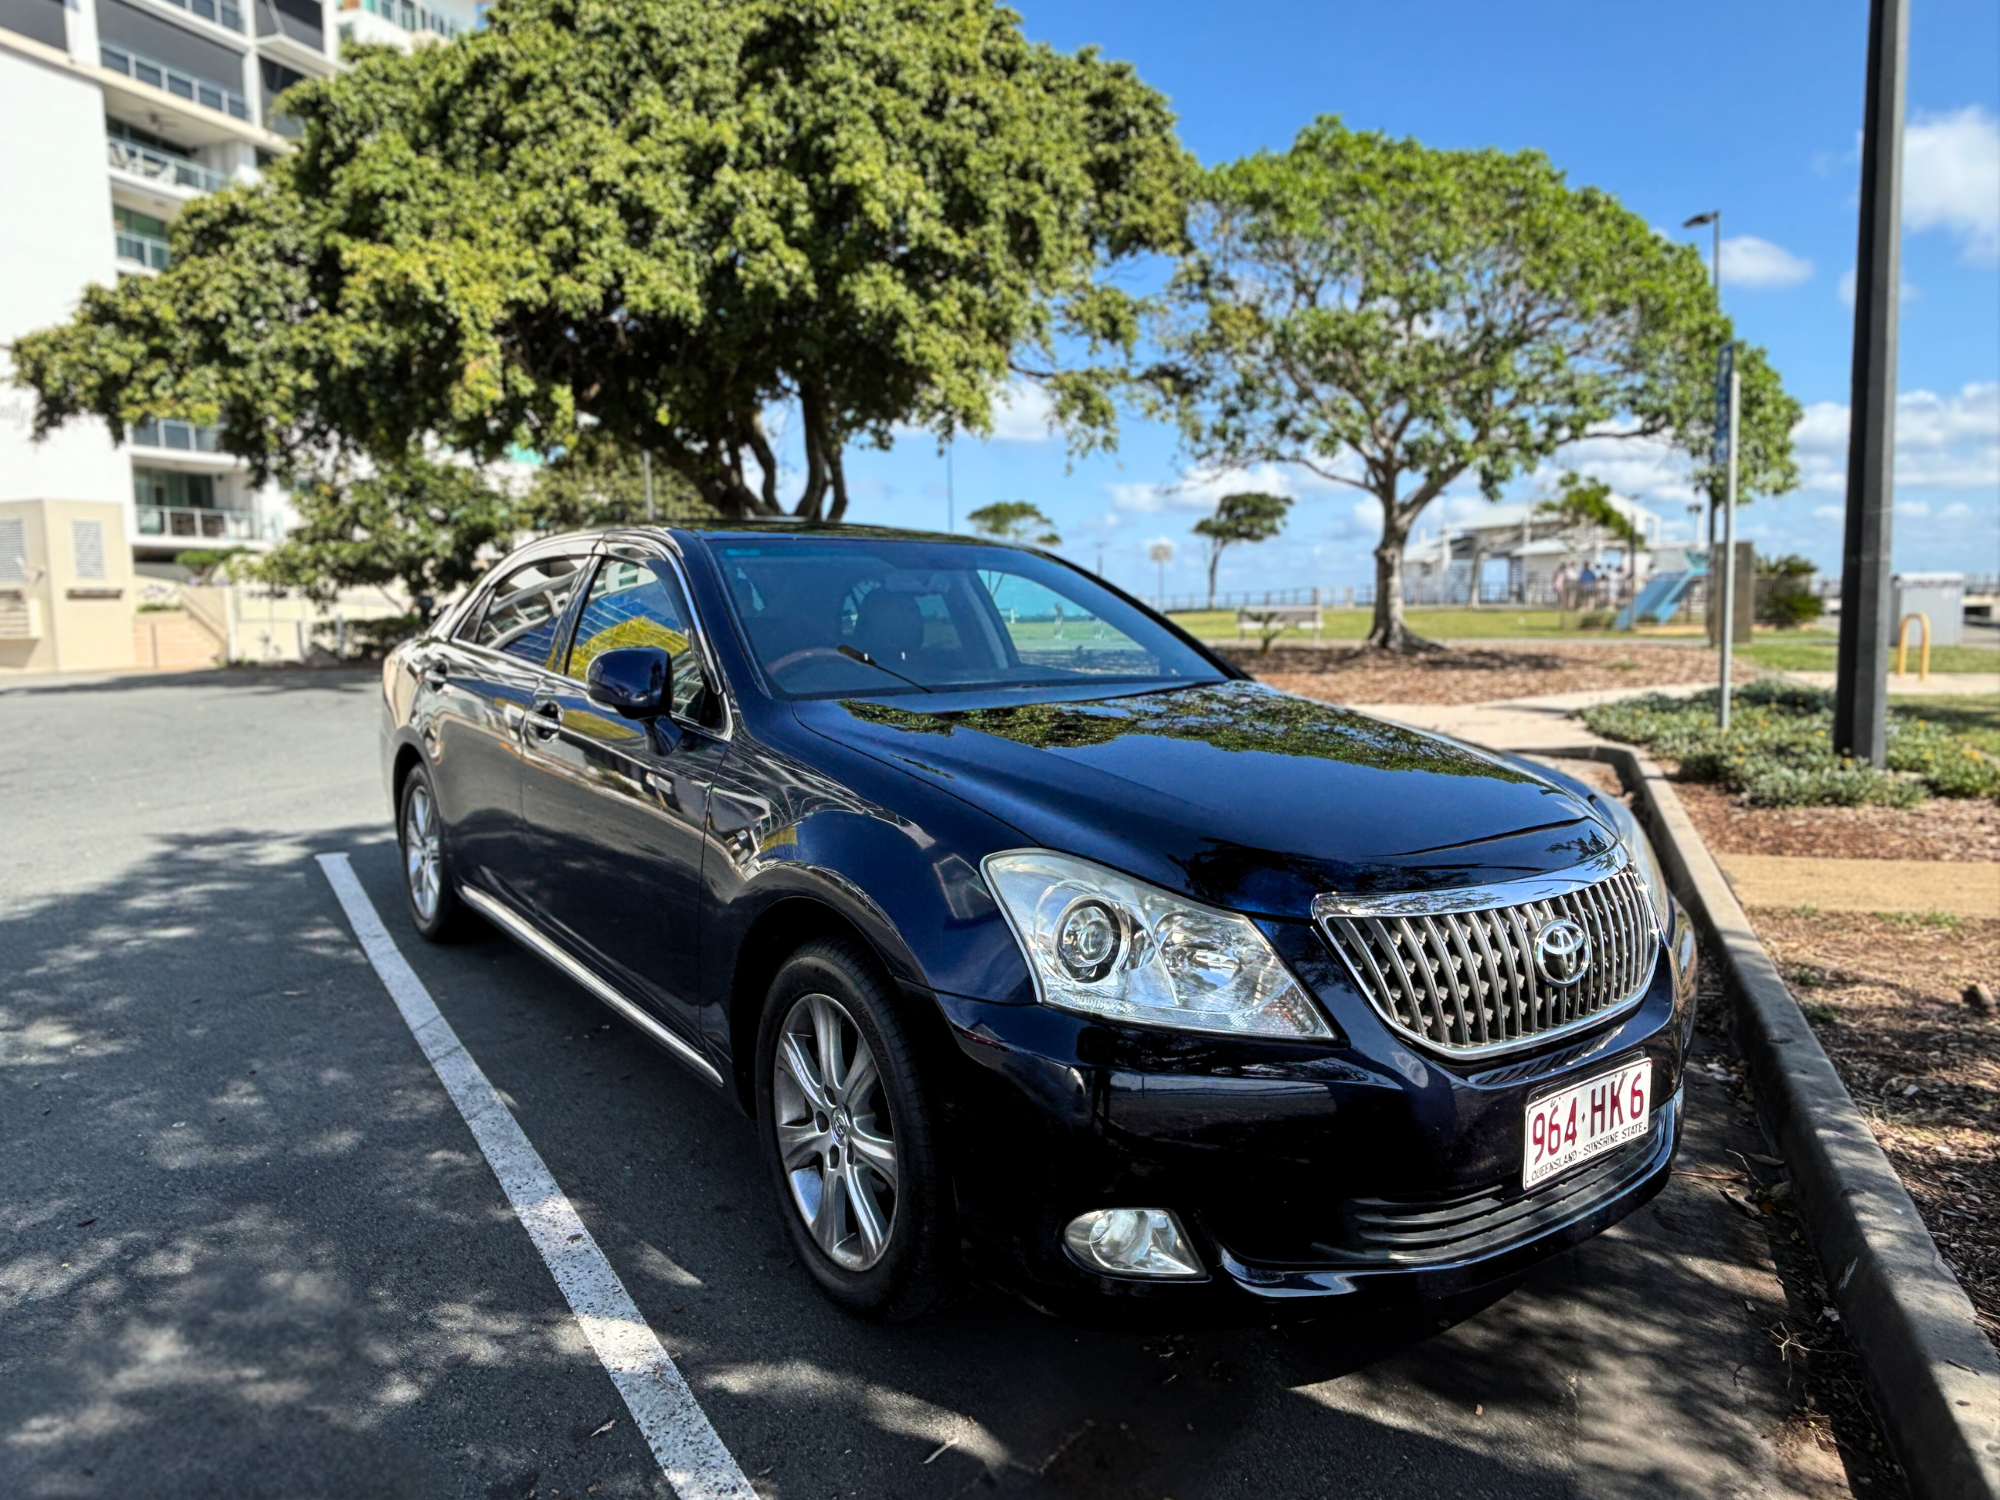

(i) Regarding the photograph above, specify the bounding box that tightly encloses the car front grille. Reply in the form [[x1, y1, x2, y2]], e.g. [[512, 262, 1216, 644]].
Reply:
[[1314, 865, 1657, 1058]]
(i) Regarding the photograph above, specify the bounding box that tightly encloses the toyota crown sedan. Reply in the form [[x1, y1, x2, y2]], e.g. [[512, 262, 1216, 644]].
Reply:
[[380, 524, 1698, 1322]]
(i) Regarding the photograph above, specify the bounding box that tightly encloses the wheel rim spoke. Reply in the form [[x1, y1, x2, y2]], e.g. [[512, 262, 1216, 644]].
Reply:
[[776, 1120, 824, 1170], [840, 1047, 878, 1109], [846, 1123, 898, 1188], [777, 1033, 830, 1113], [814, 1166, 848, 1255], [845, 1164, 889, 1259], [808, 996, 847, 1104]]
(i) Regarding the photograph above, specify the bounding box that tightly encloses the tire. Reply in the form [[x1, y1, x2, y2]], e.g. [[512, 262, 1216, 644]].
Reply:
[[397, 764, 471, 942], [755, 939, 951, 1320]]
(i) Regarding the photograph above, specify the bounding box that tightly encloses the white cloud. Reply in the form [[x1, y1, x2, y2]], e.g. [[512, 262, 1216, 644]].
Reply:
[[986, 380, 1056, 443], [1903, 106, 2000, 264], [1719, 235, 1814, 289], [1813, 504, 1845, 520], [1835, 268, 1920, 305], [1544, 432, 1699, 509], [1896, 500, 1931, 518], [1792, 382, 2000, 492], [1104, 461, 1311, 516]]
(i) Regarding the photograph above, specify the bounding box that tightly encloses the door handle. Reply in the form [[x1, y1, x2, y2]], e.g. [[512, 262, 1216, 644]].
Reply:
[[524, 699, 563, 738]]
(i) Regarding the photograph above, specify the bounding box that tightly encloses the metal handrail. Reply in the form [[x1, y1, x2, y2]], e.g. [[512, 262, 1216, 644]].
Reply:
[[99, 44, 251, 121], [116, 232, 171, 271], [107, 137, 229, 195], [132, 418, 224, 453], [134, 506, 276, 543]]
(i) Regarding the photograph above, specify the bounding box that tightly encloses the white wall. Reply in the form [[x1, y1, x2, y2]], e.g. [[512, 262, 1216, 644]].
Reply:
[[0, 48, 131, 515]]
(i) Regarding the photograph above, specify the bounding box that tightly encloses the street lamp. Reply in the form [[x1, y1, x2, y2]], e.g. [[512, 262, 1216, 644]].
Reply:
[[1148, 540, 1174, 608], [1682, 210, 1722, 309]]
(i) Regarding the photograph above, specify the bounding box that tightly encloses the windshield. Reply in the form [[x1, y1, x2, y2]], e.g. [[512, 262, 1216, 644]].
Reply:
[[707, 538, 1226, 698]]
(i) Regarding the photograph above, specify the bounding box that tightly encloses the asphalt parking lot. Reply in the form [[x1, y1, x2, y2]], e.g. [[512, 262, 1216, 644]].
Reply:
[[1, 669, 1865, 1499]]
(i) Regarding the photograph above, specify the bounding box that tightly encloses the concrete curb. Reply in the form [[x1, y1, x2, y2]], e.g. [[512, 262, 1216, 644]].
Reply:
[[1543, 742, 2000, 1500]]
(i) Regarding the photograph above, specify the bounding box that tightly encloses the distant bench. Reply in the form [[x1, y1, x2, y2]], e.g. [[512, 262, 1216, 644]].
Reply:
[[1235, 603, 1322, 638]]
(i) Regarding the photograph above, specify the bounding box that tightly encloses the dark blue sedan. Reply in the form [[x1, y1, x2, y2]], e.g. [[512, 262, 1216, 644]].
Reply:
[[380, 525, 1697, 1322]]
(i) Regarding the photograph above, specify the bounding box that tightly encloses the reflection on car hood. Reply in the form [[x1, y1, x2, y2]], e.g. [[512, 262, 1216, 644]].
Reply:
[[791, 681, 1614, 917]]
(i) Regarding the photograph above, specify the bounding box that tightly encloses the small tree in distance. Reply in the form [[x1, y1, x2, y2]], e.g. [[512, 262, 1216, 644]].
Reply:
[[1537, 473, 1644, 603], [967, 502, 1062, 547], [1191, 491, 1291, 609]]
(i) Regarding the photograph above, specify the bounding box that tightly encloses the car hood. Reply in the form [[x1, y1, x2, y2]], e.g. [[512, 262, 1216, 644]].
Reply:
[[790, 680, 1615, 918]]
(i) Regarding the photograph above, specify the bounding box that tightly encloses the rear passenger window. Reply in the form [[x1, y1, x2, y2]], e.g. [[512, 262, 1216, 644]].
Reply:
[[464, 556, 588, 666]]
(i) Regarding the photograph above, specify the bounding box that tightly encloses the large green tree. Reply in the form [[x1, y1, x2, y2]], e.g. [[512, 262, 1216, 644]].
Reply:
[[520, 443, 712, 534], [1144, 117, 1800, 651], [255, 458, 518, 617], [1191, 490, 1290, 609], [966, 500, 1060, 546], [12, 0, 1190, 521]]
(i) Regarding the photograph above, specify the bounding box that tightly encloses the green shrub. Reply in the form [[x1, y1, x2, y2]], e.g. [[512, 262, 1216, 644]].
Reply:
[[1579, 678, 1996, 807]]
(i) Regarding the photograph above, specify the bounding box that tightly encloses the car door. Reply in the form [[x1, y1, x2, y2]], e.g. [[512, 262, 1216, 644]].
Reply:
[[413, 550, 591, 898], [514, 542, 731, 1041]]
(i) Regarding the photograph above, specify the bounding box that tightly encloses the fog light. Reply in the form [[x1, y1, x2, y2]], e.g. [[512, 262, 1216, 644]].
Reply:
[[1062, 1208, 1205, 1279]]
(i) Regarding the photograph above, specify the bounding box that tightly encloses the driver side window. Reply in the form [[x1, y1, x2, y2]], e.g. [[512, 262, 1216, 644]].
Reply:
[[565, 555, 716, 725]]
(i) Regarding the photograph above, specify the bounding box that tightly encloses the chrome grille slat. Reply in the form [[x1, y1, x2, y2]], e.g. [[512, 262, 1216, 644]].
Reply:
[[1317, 866, 1658, 1060]]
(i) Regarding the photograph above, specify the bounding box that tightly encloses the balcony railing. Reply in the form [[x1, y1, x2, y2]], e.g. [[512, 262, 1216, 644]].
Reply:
[[108, 137, 230, 195], [133, 418, 224, 453], [135, 506, 276, 542], [157, 0, 245, 31], [116, 231, 172, 271], [100, 45, 251, 121]]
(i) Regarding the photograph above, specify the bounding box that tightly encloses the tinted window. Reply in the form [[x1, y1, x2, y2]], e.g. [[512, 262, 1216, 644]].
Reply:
[[463, 555, 587, 666], [712, 538, 1223, 698], [565, 555, 714, 723]]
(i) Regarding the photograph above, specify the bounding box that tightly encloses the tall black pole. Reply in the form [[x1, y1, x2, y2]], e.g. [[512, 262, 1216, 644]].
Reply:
[[1833, 0, 1907, 766]]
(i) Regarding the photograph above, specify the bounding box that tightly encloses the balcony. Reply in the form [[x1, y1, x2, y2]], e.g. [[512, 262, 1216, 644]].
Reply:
[[159, 0, 246, 32], [108, 136, 231, 196], [132, 417, 225, 453], [99, 43, 251, 121], [116, 230, 172, 271], [135, 505, 277, 543]]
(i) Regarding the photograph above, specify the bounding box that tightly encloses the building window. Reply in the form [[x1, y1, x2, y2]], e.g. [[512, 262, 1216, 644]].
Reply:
[[114, 205, 173, 270], [0, 519, 26, 584], [133, 466, 218, 510], [71, 520, 108, 581]]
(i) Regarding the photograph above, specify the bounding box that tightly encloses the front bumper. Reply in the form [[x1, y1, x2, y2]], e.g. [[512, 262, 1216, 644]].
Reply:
[[927, 905, 1698, 1319]]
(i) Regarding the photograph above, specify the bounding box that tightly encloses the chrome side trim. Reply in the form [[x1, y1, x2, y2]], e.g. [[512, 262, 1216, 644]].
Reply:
[[1310, 845, 1628, 920], [459, 884, 726, 1089]]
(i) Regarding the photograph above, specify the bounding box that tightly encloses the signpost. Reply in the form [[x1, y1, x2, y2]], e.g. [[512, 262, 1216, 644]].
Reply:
[[1715, 343, 1741, 729]]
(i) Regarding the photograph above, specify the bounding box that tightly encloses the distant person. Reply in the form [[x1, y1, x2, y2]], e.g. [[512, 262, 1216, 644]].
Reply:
[[1551, 563, 1568, 608], [1577, 562, 1598, 607]]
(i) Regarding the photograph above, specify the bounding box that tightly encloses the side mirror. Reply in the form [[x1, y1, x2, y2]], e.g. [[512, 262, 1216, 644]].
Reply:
[[585, 645, 676, 719]]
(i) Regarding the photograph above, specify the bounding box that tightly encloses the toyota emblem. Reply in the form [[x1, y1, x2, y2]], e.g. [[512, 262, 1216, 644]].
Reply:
[[1534, 919, 1592, 986]]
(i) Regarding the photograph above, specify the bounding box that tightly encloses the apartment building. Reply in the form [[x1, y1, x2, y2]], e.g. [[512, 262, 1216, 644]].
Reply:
[[0, 0, 474, 668]]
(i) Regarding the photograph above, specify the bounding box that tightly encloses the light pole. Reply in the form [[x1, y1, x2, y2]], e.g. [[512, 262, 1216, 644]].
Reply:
[[1149, 540, 1174, 608], [945, 437, 954, 535], [641, 450, 655, 523], [1683, 210, 1723, 548], [1834, 0, 1908, 767]]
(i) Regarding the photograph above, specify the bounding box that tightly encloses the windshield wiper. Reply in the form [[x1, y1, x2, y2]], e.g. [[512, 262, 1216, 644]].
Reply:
[[837, 643, 934, 693]]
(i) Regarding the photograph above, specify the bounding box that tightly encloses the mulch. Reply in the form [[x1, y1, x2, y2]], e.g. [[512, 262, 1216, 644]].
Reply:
[[1244, 641, 1757, 707], [1672, 778, 2000, 864], [1751, 909, 2000, 1349]]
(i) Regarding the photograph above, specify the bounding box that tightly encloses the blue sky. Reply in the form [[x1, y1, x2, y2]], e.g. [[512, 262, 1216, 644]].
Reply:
[[817, 0, 2000, 603]]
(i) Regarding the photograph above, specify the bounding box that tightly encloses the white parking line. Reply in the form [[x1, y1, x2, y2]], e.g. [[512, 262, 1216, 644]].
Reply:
[[316, 854, 757, 1500]]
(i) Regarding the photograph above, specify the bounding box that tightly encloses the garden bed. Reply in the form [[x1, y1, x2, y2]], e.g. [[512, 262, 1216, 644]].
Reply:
[[1245, 641, 1754, 707], [1672, 780, 2000, 863], [1752, 908, 2000, 1350]]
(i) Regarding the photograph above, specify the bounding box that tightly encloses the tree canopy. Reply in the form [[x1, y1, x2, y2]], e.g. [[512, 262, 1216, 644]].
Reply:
[[1190, 490, 1290, 608], [12, 0, 1192, 521], [1144, 116, 1801, 650], [966, 500, 1061, 546]]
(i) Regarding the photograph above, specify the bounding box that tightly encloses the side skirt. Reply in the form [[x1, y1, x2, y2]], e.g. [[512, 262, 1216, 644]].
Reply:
[[459, 883, 727, 1090]]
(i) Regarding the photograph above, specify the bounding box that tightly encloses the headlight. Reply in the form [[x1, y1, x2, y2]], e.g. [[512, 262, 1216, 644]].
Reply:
[[1602, 796, 1673, 936], [981, 850, 1332, 1039]]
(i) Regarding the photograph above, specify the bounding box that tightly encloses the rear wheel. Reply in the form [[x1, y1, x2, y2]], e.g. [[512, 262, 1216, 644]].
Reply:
[[756, 939, 950, 1320], [398, 765, 470, 942]]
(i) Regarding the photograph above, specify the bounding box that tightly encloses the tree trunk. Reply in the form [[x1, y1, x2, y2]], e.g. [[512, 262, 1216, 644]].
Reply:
[[1362, 505, 1440, 652], [1206, 543, 1221, 611]]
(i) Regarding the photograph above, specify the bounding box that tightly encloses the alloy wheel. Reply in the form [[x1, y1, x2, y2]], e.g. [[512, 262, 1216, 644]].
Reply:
[[773, 992, 900, 1271], [403, 782, 442, 922]]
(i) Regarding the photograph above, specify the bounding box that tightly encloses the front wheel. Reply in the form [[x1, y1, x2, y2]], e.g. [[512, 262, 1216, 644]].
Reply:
[[755, 940, 950, 1320], [398, 764, 470, 942]]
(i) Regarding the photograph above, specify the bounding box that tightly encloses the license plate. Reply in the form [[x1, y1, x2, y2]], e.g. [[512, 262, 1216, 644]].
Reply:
[[1523, 1060, 1653, 1188]]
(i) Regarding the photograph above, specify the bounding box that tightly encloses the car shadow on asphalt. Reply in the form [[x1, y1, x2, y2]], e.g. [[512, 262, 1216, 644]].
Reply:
[[0, 828, 1875, 1500]]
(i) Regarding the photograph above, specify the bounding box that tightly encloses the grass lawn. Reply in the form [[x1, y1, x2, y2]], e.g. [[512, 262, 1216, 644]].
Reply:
[[1166, 607, 1626, 642], [1742, 638, 2000, 675], [1892, 694, 2000, 756]]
